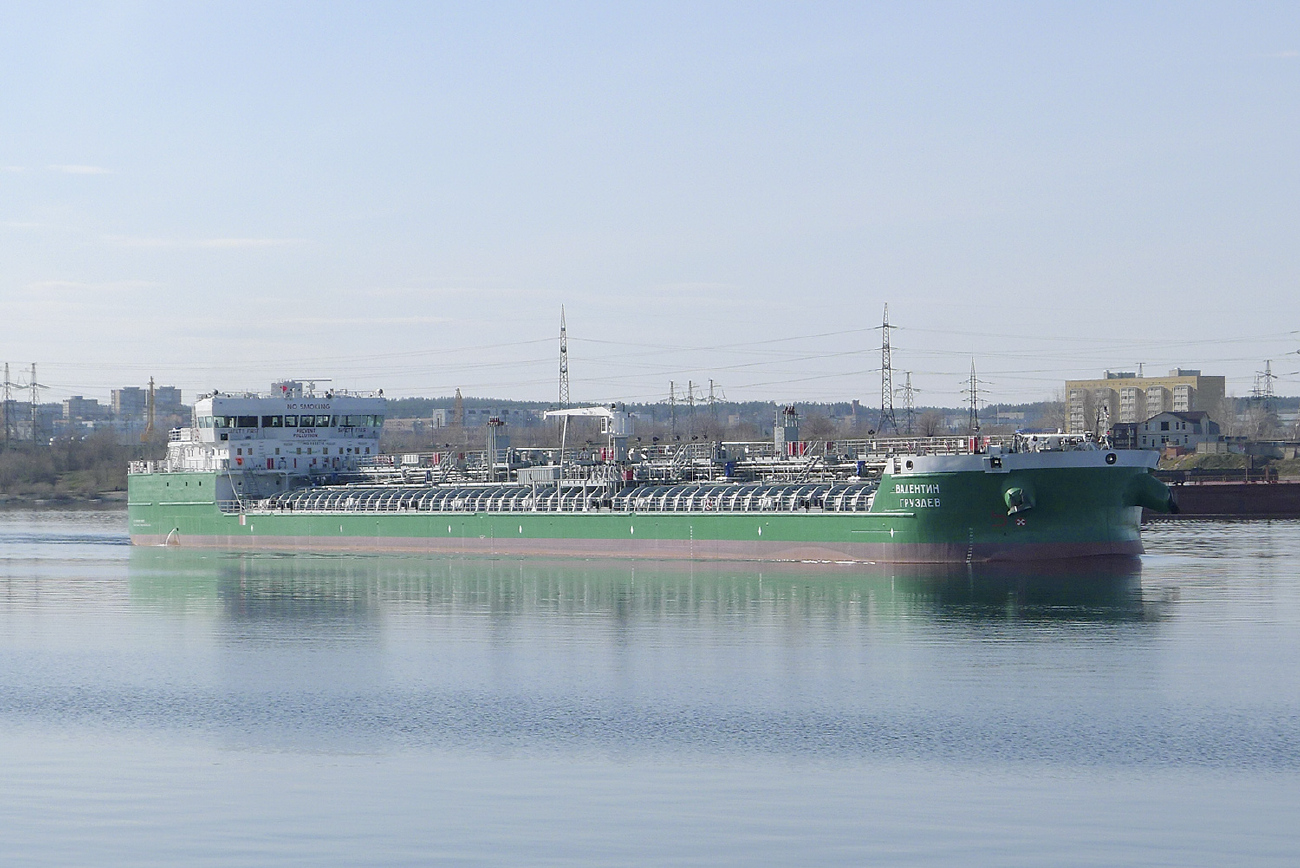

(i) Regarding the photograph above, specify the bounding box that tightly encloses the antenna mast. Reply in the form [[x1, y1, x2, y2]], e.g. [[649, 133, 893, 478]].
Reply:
[[878, 304, 899, 435]]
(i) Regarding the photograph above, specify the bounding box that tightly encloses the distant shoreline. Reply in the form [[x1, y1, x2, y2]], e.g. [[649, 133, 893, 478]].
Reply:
[[0, 491, 128, 509]]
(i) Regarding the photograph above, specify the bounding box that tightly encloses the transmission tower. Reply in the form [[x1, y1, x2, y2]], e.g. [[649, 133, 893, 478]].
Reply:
[[558, 306, 570, 408], [962, 359, 982, 436], [899, 371, 916, 436], [686, 380, 696, 435], [2, 363, 11, 444], [668, 381, 677, 436], [1253, 360, 1277, 413], [143, 376, 156, 441], [877, 304, 899, 435], [708, 379, 718, 422], [29, 363, 42, 441]]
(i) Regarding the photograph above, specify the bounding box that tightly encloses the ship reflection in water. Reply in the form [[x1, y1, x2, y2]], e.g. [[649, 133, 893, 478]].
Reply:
[[124, 548, 1172, 759], [8, 515, 1294, 868], [128, 547, 1159, 625]]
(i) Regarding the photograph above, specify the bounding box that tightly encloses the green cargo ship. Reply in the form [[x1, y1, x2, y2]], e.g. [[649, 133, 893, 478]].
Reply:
[[128, 382, 1175, 563]]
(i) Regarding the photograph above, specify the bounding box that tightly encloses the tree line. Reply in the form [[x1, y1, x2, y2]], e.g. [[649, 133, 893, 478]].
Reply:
[[0, 430, 161, 501]]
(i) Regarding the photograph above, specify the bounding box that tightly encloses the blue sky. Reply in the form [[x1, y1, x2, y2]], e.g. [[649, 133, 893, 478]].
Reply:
[[1, 2, 1297, 407]]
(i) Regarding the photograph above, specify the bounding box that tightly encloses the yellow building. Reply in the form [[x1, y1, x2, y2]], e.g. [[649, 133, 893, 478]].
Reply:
[[1065, 369, 1225, 435]]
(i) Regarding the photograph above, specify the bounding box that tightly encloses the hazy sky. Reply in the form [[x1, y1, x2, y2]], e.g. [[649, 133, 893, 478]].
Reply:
[[2, 2, 1297, 409]]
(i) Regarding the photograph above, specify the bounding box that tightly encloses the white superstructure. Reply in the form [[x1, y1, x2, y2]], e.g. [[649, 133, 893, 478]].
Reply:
[[163, 380, 386, 475]]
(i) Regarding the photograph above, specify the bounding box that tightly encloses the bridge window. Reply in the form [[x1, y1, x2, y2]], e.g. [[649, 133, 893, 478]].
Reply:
[[316, 414, 332, 427], [262, 415, 283, 428], [235, 416, 258, 428], [284, 414, 298, 427]]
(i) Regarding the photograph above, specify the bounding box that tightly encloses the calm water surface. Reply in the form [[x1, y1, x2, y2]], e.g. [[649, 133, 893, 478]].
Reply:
[[1, 509, 1297, 866]]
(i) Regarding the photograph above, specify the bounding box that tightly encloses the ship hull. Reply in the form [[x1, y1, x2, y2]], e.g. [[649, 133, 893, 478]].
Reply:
[[128, 455, 1164, 563]]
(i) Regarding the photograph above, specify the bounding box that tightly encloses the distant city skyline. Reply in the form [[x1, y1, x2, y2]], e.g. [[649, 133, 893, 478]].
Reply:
[[2, 3, 1297, 406]]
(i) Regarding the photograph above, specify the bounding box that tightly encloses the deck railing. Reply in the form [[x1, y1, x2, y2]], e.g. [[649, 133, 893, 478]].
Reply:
[[221, 480, 879, 517]]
